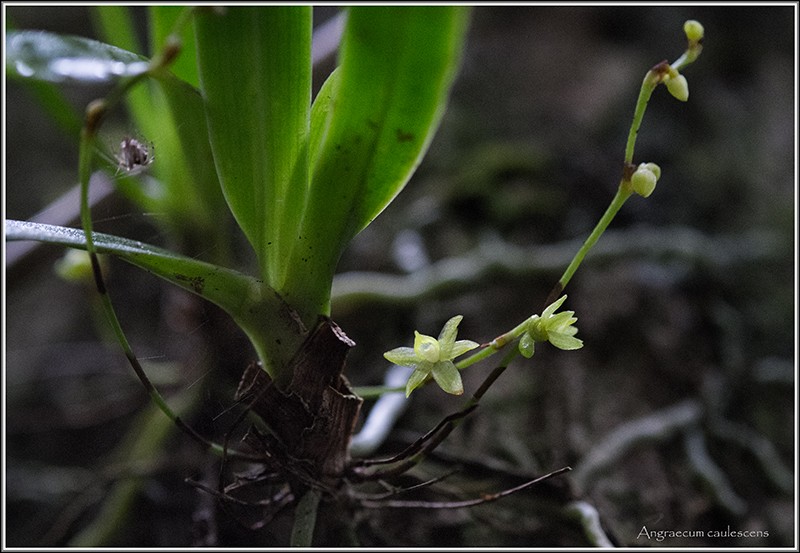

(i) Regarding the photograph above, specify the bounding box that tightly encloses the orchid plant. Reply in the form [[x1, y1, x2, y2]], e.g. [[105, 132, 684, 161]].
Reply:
[[5, 8, 704, 546]]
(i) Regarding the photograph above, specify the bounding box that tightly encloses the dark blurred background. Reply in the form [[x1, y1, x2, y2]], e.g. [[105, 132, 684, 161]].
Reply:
[[5, 5, 796, 547]]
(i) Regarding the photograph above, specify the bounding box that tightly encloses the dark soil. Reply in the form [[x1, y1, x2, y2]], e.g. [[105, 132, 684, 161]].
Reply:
[[5, 6, 795, 548]]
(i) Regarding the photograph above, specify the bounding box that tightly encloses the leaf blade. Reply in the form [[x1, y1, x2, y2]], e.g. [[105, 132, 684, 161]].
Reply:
[[195, 7, 312, 288], [5, 219, 306, 378], [286, 7, 470, 319], [6, 30, 149, 84]]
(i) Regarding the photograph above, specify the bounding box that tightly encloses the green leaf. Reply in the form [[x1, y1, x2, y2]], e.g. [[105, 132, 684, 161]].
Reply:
[[285, 7, 470, 320], [149, 6, 199, 88], [309, 67, 339, 169], [6, 30, 149, 84], [90, 6, 155, 137], [91, 5, 144, 54], [195, 7, 312, 291], [148, 74, 228, 244], [5, 220, 306, 378]]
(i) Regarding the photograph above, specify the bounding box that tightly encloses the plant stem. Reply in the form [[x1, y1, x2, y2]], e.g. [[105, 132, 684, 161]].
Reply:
[[548, 185, 632, 304], [624, 75, 657, 164]]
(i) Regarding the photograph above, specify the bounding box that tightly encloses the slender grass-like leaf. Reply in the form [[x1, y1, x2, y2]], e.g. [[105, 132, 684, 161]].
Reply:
[[195, 7, 312, 292], [285, 6, 470, 320], [6, 220, 253, 314], [6, 220, 306, 377]]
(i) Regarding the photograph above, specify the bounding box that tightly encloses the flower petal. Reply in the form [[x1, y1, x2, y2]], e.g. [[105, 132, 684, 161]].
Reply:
[[447, 339, 479, 359], [383, 347, 419, 367], [541, 295, 568, 319], [557, 325, 579, 337], [431, 361, 464, 395], [548, 312, 575, 328], [437, 315, 464, 350], [548, 332, 584, 350], [405, 368, 431, 397]]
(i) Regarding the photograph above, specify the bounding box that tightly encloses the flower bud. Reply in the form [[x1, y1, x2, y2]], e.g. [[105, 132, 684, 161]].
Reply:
[[631, 164, 658, 198], [54, 249, 96, 282], [518, 332, 535, 358], [684, 20, 704, 42], [666, 73, 689, 102], [641, 162, 661, 181]]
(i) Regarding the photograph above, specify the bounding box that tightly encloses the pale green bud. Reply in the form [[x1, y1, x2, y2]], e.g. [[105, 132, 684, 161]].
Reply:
[[666, 73, 689, 102], [641, 162, 661, 181], [54, 249, 95, 282], [631, 164, 658, 198], [518, 332, 535, 358], [684, 20, 704, 42]]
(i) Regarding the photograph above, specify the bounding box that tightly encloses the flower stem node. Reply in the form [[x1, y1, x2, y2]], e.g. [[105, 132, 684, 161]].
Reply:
[[384, 315, 479, 397], [518, 295, 583, 358]]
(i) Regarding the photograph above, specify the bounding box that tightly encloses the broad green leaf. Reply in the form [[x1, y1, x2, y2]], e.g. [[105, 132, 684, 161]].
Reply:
[[5, 220, 306, 378], [308, 67, 339, 169], [5, 30, 149, 84], [285, 7, 470, 319], [336, 7, 469, 231], [195, 7, 312, 291]]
